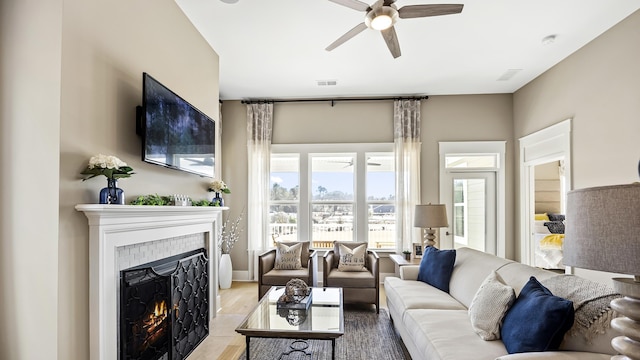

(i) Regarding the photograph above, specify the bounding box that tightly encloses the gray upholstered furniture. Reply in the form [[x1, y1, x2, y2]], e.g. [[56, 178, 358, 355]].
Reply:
[[323, 241, 380, 313], [384, 247, 618, 360], [257, 241, 318, 299]]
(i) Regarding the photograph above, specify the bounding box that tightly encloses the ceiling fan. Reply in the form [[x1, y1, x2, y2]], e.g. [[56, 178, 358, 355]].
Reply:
[[184, 158, 215, 167], [330, 159, 382, 168], [326, 0, 464, 58]]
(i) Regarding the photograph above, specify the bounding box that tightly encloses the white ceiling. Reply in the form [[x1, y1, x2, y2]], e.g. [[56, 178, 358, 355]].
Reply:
[[176, 0, 640, 100]]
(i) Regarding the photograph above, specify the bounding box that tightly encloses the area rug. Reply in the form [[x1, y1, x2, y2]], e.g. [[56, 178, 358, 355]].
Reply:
[[238, 308, 408, 360]]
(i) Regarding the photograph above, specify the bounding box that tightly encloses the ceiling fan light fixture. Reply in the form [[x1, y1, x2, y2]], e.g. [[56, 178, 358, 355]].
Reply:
[[365, 6, 399, 31], [371, 15, 392, 30]]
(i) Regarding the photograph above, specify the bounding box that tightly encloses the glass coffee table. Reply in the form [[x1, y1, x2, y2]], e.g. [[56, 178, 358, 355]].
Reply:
[[236, 287, 344, 359]]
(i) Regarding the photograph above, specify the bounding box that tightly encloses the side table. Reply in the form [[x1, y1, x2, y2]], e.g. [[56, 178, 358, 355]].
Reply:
[[389, 254, 421, 277]]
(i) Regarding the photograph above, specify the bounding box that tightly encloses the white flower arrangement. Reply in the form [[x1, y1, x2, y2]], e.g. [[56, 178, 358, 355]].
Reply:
[[80, 154, 134, 180], [218, 211, 243, 254], [208, 179, 231, 194]]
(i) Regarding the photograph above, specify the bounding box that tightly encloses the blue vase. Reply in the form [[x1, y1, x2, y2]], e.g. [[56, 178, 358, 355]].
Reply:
[[99, 178, 124, 204], [211, 192, 224, 207]]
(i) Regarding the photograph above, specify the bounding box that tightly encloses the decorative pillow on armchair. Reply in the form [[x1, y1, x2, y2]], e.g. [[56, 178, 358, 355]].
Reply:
[[501, 276, 574, 354], [469, 271, 516, 340], [337, 243, 367, 271], [274, 242, 303, 270], [416, 246, 456, 293]]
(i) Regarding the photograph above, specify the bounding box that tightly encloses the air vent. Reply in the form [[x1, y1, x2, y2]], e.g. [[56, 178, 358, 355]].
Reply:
[[316, 80, 338, 86], [497, 69, 522, 81]]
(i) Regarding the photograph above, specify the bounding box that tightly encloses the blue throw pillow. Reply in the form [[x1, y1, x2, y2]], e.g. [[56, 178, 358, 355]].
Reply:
[[501, 276, 574, 354], [416, 246, 456, 293]]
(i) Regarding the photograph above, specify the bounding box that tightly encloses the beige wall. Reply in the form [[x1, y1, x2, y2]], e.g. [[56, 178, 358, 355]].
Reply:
[[2, 0, 219, 358], [0, 0, 62, 358], [514, 10, 640, 281], [221, 94, 514, 274]]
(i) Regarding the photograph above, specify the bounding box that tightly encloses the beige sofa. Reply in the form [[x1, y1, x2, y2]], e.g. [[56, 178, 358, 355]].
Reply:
[[384, 247, 618, 360]]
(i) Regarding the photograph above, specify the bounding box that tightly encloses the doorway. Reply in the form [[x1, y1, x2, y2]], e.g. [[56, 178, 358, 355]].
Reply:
[[519, 119, 571, 267], [439, 141, 506, 257]]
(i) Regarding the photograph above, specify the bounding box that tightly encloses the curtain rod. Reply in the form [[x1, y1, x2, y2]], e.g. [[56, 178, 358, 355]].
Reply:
[[239, 96, 428, 106]]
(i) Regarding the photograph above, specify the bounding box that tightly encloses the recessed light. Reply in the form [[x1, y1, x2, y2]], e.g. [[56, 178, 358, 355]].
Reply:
[[220, 0, 239, 4], [542, 35, 557, 45], [317, 80, 338, 86]]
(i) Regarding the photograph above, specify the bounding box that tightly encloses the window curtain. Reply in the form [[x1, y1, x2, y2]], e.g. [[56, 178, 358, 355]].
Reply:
[[246, 102, 273, 280], [394, 99, 422, 253]]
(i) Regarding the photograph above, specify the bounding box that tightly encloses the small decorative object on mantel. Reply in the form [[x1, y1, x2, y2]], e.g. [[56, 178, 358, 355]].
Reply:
[[277, 278, 312, 310], [172, 194, 191, 206], [207, 179, 230, 207], [80, 154, 134, 205], [218, 211, 243, 289]]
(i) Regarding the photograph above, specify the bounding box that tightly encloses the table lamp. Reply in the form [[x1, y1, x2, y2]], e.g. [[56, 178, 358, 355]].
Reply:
[[563, 183, 640, 359], [414, 204, 449, 248]]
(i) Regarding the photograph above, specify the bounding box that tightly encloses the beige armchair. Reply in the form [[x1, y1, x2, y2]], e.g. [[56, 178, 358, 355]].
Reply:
[[323, 241, 380, 313], [257, 241, 318, 299]]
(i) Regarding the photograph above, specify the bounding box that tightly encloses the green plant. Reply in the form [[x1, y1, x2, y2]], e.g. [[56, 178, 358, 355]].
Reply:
[[402, 250, 411, 254], [130, 194, 171, 206], [192, 199, 213, 206]]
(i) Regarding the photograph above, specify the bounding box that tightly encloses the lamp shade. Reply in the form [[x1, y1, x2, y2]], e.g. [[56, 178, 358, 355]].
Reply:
[[563, 183, 640, 276], [414, 204, 449, 229]]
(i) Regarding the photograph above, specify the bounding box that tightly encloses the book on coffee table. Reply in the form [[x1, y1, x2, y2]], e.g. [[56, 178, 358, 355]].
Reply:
[[276, 292, 312, 310]]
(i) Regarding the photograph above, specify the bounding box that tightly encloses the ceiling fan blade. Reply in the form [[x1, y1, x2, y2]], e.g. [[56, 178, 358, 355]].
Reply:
[[383, 0, 397, 5], [398, 4, 463, 19], [381, 26, 401, 58], [326, 22, 368, 51], [371, 0, 384, 9], [328, 0, 370, 12]]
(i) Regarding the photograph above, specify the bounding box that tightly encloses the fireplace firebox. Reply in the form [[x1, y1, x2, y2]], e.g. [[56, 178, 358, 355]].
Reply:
[[120, 249, 209, 360]]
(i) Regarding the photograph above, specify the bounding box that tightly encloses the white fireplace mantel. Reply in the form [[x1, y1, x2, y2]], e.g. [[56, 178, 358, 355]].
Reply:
[[76, 204, 227, 360]]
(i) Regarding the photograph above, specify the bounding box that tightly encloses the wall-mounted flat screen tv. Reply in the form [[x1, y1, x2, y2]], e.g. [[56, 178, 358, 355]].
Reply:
[[141, 73, 215, 178]]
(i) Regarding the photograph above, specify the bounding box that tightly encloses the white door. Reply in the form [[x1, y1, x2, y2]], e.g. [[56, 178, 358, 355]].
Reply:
[[441, 172, 496, 254]]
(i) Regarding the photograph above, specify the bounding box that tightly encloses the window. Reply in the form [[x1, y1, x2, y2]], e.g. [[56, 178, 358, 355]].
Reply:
[[269, 144, 395, 250], [445, 154, 498, 169], [365, 154, 395, 249], [270, 154, 299, 243], [453, 179, 467, 244], [311, 155, 355, 245]]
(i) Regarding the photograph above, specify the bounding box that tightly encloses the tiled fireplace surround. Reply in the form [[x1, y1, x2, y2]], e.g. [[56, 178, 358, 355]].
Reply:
[[76, 205, 226, 360]]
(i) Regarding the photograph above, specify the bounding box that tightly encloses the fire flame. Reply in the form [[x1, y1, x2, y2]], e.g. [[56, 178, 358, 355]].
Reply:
[[154, 301, 167, 318], [143, 300, 167, 334]]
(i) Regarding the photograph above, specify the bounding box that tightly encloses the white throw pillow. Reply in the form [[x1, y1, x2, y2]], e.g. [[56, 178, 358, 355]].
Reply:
[[274, 242, 303, 270], [337, 244, 367, 272], [468, 271, 516, 340]]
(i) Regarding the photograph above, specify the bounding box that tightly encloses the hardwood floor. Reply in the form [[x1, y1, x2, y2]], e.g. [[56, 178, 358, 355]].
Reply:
[[189, 282, 388, 360]]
